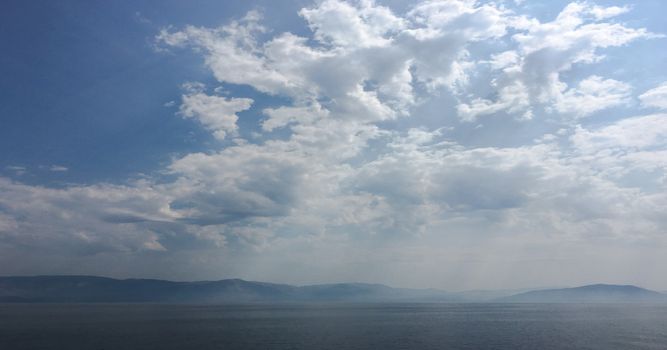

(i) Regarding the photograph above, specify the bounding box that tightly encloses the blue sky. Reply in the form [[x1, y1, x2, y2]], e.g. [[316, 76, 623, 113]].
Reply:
[[1, 0, 666, 290], [0, 0, 311, 185]]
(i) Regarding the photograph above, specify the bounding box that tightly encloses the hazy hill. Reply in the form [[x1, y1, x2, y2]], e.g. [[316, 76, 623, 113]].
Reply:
[[2, 277, 664, 303], [0, 276, 456, 303], [498, 284, 667, 303], [0, 276, 297, 303]]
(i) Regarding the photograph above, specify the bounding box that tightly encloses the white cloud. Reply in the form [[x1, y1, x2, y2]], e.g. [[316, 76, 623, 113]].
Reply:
[[262, 103, 328, 132], [569, 114, 667, 188], [0, 178, 174, 254], [488, 50, 519, 70], [457, 2, 655, 121], [571, 114, 667, 154], [180, 90, 253, 140], [299, 0, 404, 48], [589, 4, 630, 20], [639, 82, 667, 110], [457, 81, 532, 121], [166, 144, 308, 224], [554, 76, 632, 117], [49, 165, 69, 172], [407, 0, 507, 40], [157, 0, 514, 125], [156, 11, 294, 96]]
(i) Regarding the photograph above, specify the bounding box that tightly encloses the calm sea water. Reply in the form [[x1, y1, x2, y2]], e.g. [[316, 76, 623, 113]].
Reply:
[[1, 303, 666, 349]]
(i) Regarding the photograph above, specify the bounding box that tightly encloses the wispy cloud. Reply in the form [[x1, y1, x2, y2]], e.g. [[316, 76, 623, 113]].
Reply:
[[49, 165, 68, 172], [5, 166, 27, 176]]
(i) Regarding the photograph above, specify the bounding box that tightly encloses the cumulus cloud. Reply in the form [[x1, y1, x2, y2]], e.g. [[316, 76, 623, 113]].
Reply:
[[156, 0, 515, 125], [457, 2, 656, 121], [300, 0, 404, 48], [179, 86, 253, 140]]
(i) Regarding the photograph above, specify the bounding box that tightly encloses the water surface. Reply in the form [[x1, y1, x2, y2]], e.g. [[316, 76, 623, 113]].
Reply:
[[1, 303, 666, 349]]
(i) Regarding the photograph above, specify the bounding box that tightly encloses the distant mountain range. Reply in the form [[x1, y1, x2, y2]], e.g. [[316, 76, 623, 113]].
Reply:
[[0, 276, 456, 303], [0, 276, 665, 303]]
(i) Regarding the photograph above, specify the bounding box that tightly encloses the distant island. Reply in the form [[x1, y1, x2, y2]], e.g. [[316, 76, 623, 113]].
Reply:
[[0, 276, 665, 303], [498, 284, 667, 303]]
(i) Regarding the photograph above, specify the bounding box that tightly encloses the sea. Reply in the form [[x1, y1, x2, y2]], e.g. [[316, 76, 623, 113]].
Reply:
[[1, 303, 666, 349]]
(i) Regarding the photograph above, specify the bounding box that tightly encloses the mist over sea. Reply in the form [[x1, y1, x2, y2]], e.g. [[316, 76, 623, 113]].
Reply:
[[2, 303, 666, 350]]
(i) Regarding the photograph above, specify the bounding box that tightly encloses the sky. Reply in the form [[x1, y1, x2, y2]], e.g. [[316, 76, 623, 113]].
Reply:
[[1, 0, 666, 291]]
